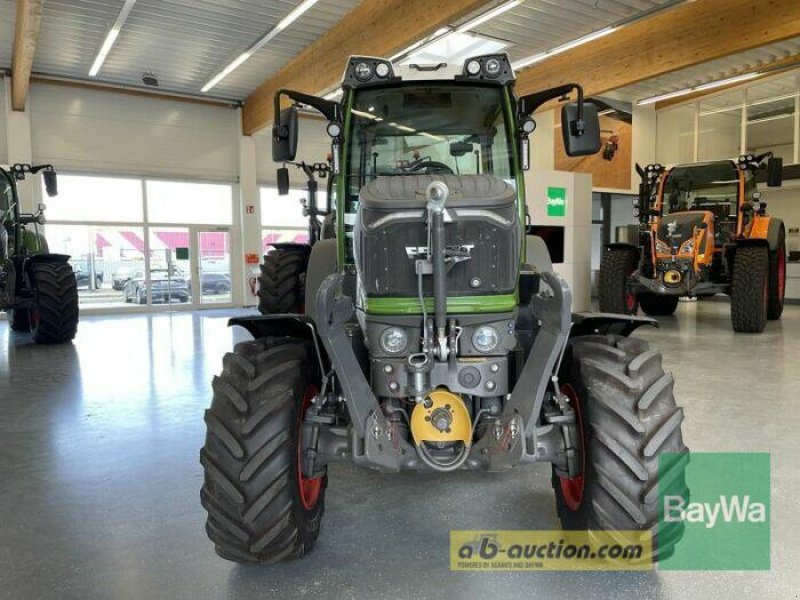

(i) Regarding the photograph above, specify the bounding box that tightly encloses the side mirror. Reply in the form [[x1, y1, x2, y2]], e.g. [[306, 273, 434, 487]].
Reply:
[[767, 156, 783, 187], [272, 106, 299, 163], [277, 167, 290, 196], [561, 102, 601, 157], [43, 170, 58, 197]]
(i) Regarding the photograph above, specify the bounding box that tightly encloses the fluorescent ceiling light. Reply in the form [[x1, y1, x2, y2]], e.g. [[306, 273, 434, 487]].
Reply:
[[202, 0, 319, 92], [455, 0, 522, 33], [512, 26, 616, 70], [390, 27, 451, 62], [637, 72, 761, 106], [89, 0, 137, 77]]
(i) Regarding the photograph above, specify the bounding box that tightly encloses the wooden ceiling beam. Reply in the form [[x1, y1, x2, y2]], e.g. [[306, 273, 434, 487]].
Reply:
[[11, 0, 44, 111], [515, 0, 800, 103], [241, 0, 488, 135]]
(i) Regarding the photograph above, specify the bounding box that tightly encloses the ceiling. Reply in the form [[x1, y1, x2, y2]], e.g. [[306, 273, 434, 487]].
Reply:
[[0, 0, 797, 106], [1, 0, 681, 103], [609, 37, 800, 104]]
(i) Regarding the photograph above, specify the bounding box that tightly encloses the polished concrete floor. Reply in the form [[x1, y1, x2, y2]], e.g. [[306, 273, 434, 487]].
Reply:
[[1, 301, 798, 600]]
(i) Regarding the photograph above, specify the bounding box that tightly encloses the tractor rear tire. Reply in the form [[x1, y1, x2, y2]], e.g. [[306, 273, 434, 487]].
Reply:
[[30, 263, 79, 344], [200, 337, 326, 564], [8, 308, 30, 332], [638, 293, 679, 317], [599, 247, 639, 315], [553, 334, 689, 562], [767, 226, 786, 321], [257, 247, 307, 314], [730, 245, 769, 333]]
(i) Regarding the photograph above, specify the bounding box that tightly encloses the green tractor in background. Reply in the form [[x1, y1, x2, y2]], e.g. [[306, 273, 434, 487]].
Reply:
[[1, 164, 79, 343], [201, 54, 689, 564]]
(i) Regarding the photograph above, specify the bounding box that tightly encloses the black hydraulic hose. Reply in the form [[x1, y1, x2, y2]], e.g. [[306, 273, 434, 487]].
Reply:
[[431, 208, 447, 340]]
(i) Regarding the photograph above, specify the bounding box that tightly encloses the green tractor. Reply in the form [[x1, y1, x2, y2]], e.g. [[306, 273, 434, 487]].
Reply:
[[1, 164, 79, 343], [200, 54, 689, 564]]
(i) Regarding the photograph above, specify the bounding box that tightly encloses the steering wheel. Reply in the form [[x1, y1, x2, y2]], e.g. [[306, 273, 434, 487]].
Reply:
[[407, 159, 454, 175]]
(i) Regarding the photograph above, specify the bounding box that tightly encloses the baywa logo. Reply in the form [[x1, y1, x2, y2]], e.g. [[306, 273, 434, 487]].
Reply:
[[546, 186, 567, 217], [658, 452, 771, 570]]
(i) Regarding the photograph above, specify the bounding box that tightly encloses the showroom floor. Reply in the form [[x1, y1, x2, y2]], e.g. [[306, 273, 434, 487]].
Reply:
[[0, 302, 797, 600]]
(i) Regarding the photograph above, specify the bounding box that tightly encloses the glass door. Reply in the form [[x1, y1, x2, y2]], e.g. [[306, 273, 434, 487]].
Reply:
[[192, 227, 232, 306], [146, 227, 193, 307]]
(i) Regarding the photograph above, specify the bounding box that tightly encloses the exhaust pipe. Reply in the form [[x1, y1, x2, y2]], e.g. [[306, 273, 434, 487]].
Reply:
[[426, 181, 449, 361]]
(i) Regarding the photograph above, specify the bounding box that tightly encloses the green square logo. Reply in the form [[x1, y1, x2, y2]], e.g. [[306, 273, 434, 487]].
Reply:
[[546, 186, 567, 217], [659, 452, 770, 570]]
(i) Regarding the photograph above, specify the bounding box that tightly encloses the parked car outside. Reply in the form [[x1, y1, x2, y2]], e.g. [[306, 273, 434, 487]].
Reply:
[[124, 268, 190, 304], [70, 260, 104, 289]]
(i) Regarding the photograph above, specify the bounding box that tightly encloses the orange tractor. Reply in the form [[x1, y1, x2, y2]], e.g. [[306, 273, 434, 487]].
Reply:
[[599, 153, 786, 333]]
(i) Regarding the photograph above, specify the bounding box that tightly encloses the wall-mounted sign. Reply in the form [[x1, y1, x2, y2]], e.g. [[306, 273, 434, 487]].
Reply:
[[547, 186, 567, 217]]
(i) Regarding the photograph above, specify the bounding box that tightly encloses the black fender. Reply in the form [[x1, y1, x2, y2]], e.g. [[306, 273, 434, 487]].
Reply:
[[570, 312, 658, 338], [23, 253, 71, 281], [229, 314, 325, 351]]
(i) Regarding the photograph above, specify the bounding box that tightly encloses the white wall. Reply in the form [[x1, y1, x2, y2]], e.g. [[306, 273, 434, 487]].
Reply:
[[29, 83, 240, 181], [760, 183, 800, 233], [0, 76, 7, 164]]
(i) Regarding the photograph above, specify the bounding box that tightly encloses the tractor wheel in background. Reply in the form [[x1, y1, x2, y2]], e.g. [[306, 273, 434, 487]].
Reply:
[[767, 226, 786, 321], [553, 334, 689, 562], [638, 293, 679, 317], [730, 245, 769, 333], [257, 247, 307, 315], [8, 308, 30, 332], [30, 262, 79, 344], [598, 247, 640, 314], [200, 337, 326, 563]]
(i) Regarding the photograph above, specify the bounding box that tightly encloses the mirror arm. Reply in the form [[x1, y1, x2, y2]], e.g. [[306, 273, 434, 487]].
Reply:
[[519, 83, 585, 120], [274, 89, 339, 129]]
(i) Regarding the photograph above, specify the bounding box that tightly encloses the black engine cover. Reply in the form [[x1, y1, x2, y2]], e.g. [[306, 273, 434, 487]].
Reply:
[[354, 175, 519, 298]]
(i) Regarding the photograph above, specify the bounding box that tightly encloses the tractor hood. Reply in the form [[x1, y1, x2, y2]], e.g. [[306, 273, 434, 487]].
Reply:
[[656, 211, 711, 257]]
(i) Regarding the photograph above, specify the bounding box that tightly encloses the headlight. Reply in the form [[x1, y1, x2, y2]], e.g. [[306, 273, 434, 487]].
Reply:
[[472, 326, 499, 354], [679, 238, 695, 254], [354, 62, 373, 81], [466, 59, 481, 76], [655, 239, 669, 254], [380, 327, 408, 354], [375, 62, 390, 78], [484, 58, 502, 78]]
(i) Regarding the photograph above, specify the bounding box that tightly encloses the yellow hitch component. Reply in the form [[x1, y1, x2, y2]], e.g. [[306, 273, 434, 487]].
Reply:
[[663, 269, 682, 286], [410, 388, 472, 447]]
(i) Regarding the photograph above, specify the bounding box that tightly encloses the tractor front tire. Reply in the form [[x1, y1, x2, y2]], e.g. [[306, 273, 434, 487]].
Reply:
[[730, 245, 769, 333], [638, 293, 679, 317], [553, 334, 689, 562], [30, 263, 79, 344], [200, 337, 326, 564], [257, 247, 307, 314], [599, 247, 639, 314], [767, 226, 786, 321], [8, 308, 30, 332]]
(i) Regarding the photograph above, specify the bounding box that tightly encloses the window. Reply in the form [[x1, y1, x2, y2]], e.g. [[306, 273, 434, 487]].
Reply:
[[146, 180, 232, 225], [698, 91, 743, 162], [259, 186, 322, 250], [46, 175, 143, 222], [746, 76, 796, 162]]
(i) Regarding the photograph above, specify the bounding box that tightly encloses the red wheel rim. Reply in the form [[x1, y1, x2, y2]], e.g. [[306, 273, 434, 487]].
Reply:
[[777, 248, 786, 301], [625, 291, 637, 314], [29, 306, 40, 329], [297, 384, 322, 510], [558, 384, 585, 511]]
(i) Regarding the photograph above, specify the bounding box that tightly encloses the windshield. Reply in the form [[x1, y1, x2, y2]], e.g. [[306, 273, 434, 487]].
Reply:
[[346, 84, 513, 197], [660, 162, 740, 217], [1, 171, 14, 224]]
